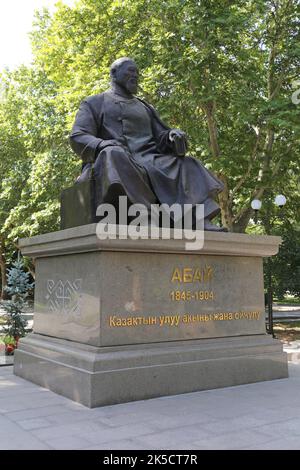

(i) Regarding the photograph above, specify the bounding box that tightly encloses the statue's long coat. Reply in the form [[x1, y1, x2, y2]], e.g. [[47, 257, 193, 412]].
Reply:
[[70, 90, 223, 218]]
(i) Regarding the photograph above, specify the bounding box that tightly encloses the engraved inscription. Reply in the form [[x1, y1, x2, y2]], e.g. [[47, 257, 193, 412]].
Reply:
[[170, 290, 214, 301], [108, 311, 261, 328], [45, 279, 82, 316], [171, 266, 213, 283]]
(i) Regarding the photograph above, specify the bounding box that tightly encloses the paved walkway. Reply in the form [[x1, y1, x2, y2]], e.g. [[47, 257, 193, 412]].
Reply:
[[272, 304, 300, 321], [1, 304, 299, 450], [274, 304, 300, 312], [0, 360, 300, 450]]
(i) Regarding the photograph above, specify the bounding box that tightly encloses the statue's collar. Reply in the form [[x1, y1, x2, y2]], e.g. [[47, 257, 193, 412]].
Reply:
[[109, 86, 135, 101]]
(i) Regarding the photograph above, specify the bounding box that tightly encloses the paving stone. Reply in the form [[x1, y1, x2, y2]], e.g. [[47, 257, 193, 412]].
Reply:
[[82, 440, 150, 450], [192, 428, 275, 450], [134, 425, 214, 449], [46, 409, 108, 425], [81, 423, 160, 446], [44, 435, 94, 450], [148, 411, 218, 430], [0, 364, 300, 450], [253, 418, 300, 438], [200, 415, 271, 435], [0, 415, 51, 450], [245, 437, 300, 450], [30, 420, 112, 440], [17, 417, 53, 430], [0, 436, 51, 450], [5, 405, 72, 422], [96, 410, 166, 428]]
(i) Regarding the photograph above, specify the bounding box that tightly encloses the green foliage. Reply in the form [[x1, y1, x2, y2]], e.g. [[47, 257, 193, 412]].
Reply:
[[1, 259, 34, 338], [28, 0, 300, 232], [269, 229, 300, 299], [0, 0, 299, 294], [249, 176, 300, 299], [2, 335, 17, 346], [0, 66, 80, 248], [275, 297, 300, 305]]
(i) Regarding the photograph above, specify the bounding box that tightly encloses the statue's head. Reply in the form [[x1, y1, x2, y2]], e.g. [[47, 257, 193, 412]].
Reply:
[[110, 57, 138, 95]]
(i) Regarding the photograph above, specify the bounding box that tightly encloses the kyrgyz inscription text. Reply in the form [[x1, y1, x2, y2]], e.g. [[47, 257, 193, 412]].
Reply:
[[109, 311, 261, 328]]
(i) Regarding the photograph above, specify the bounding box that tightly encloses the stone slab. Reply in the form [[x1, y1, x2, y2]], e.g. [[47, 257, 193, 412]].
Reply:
[[14, 333, 288, 408], [32, 251, 265, 346], [14, 228, 287, 407], [19, 223, 281, 258], [0, 356, 14, 366]]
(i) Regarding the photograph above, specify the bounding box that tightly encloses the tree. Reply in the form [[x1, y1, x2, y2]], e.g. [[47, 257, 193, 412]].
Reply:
[[1, 258, 34, 349], [0, 67, 31, 297], [0, 66, 80, 297], [271, 229, 300, 299], [30, 0, 300, 232], [0, 0, 299, 299]]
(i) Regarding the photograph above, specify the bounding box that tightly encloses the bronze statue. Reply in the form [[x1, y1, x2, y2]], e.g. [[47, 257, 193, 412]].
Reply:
[[70, 57, 226, 231]]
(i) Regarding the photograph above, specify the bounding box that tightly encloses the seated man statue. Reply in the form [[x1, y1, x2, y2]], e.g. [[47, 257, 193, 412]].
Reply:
[[69, 57, 226, 231]]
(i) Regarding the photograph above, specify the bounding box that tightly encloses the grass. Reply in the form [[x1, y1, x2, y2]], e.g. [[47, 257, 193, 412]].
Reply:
[[274, 297, 300, 306]]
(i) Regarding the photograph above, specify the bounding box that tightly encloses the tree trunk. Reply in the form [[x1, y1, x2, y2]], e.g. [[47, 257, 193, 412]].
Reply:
[[0, 237, 8, 299], [202, 101, 220, 158], [217, 174, 234, 231], [202, 101, 235, 229], [28, 260, 36, 281]]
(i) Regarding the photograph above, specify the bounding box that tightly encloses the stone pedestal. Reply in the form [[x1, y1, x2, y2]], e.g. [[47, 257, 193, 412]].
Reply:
[[14, 225, 288, 407]]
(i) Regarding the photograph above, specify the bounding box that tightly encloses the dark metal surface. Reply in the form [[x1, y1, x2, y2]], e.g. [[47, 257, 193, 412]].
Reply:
[[66, 58, 225, 229], [60, 179, 96, 229]]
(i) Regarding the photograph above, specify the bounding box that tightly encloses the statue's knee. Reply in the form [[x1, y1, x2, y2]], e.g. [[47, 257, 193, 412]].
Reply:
[[99, 146, 127, 159]]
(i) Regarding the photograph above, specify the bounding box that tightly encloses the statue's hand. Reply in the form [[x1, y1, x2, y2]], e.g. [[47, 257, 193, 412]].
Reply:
[[169, 129, 186, 141], [169, 129, 188, 157], [98, 139, 123, 151]]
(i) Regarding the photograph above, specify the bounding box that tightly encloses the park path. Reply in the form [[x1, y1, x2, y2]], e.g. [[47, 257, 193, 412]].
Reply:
[[0, 362, 300, 450]]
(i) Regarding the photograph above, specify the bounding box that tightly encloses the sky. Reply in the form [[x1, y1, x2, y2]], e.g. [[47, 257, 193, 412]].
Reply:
[[0, 0, 74, 70]]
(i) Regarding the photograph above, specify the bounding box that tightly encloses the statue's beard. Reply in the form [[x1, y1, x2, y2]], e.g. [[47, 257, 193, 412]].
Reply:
[[113, 78, 138, 95], [125, 79, 138, 94]]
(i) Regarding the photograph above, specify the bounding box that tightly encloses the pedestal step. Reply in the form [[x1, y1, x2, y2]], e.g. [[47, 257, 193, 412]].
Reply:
[[14, 333, 288, 408]]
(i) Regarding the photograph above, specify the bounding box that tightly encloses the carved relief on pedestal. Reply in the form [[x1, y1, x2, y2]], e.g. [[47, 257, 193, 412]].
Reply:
[[45, 279, 82, 316]]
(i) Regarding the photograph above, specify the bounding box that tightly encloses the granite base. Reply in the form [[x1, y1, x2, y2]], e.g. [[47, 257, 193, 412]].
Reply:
[[14, 333, 288, 407]]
